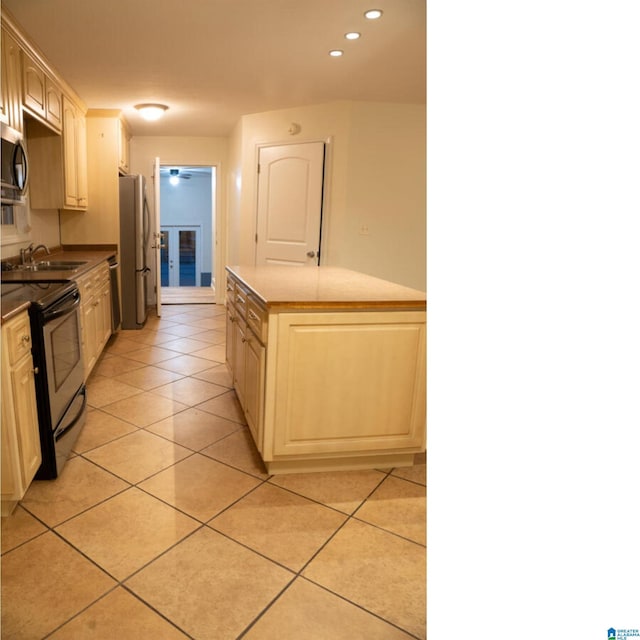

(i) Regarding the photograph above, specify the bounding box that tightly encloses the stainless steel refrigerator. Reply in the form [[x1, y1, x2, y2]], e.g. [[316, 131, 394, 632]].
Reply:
[[119, 174, 150, 329]]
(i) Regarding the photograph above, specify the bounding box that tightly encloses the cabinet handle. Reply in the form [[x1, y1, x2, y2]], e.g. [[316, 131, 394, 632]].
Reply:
[[21, 334, 30, 344], [248, 309, 259, 323], [229, 315, 236, 323], [236, 294, 245, 305]]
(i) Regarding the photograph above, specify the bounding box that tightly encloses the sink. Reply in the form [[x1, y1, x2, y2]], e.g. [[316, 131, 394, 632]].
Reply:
[[37, 260, 87, 268], [11, 260, 88, 272]]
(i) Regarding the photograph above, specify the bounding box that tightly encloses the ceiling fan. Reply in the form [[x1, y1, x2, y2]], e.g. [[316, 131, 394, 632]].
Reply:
[[168, 168, 192, 180]]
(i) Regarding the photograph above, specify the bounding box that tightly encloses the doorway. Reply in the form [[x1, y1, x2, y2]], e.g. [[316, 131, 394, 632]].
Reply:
[[159, 165, 216, 304]]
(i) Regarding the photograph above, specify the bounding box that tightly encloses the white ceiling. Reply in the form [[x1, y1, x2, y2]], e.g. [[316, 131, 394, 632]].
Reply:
[[3, 0, 425, 137]]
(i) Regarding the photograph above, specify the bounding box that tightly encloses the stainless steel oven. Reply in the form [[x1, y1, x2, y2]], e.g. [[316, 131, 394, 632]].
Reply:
[[15, 281, 87, 479]]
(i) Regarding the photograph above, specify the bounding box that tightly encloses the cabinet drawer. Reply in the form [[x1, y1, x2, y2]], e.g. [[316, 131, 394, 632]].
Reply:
[[234, 283, 249, 319], [225, 276, 236, 307], [247, 297, 267, 344], [76, 262, 109, 301], [93, 263, 109, 285], [75, 272, 93, 301], [5, 313, 32, 366]]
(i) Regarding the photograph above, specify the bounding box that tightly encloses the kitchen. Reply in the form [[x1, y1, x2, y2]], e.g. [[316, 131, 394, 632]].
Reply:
[[1, 1, 426, 638]]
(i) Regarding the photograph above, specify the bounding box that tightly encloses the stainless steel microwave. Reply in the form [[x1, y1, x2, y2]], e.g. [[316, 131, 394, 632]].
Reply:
[[1, 123, 28, 205]]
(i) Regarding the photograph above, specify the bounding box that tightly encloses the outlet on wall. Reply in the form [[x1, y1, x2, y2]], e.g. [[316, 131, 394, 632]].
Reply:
[[359, 224, 370, 236]]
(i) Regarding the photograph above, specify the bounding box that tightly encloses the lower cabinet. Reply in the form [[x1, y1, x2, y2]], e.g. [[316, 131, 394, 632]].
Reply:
[[227, 310, 265, 449], [1, 310, 41, 515], [225, 271, 426, 474], [76, 262, 112, 380]]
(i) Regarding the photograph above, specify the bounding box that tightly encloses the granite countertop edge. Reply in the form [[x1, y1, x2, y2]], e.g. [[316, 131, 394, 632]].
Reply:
[[226, 265, 427, 312]]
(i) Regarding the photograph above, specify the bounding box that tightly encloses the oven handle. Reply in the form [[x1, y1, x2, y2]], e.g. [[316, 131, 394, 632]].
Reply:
[[54, 387, 87, 443], [43, 291, 81, 323]]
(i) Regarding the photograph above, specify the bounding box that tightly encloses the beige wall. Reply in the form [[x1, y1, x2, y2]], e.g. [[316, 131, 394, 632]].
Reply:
[[19, 102, 425, 293], [228, 100, 426, 291], [130, 136, 229, 303]]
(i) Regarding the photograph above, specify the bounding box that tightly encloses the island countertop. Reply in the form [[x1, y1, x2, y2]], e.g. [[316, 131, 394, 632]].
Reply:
[[226, 265, 426, 311]]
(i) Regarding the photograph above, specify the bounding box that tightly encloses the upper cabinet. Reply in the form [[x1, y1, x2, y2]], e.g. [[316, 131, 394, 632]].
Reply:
[[1, 25, 22, 131], [2, 11, 89, 212], [62, 96, 88, 209], [21, 49, 63, 133], [118, 116, 131, 174]]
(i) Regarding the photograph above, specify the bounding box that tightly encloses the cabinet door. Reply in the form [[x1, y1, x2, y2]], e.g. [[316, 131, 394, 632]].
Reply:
[[63, 100, 79, 207], [22, 52, 46, 119], [98, 280, 112, 350], [233, 318, 247, 409], [82, 298, 97, 378], [11, 354, 41, 488], [45, 77, 63, 132], [225, 304, 236, 375], [75, 110, 88, 207], [118, 118, 130, 173], [272, 311, 426, 457], [62, 97, 88, 210], [1, 28, 22, 130], [244, 335, 265, 450]]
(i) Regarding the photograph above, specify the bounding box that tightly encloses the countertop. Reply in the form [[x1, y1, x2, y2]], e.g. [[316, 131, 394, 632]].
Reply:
[[1, 249, 116, 323], [226, 265, 426, 311], [0, 284, 32, 324]]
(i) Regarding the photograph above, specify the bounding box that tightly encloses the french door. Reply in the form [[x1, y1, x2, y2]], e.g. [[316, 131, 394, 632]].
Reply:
[[160, 226, 202, 287]]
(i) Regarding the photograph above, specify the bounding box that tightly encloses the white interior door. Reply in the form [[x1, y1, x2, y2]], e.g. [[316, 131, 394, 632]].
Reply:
[[152, 156, 162, 316], [256, 142, 325, 266]]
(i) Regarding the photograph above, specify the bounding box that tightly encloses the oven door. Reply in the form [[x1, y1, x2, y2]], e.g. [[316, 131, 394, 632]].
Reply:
[[42, 289, 85, 428]]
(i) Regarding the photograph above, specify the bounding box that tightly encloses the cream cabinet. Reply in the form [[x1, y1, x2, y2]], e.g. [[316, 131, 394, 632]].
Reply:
[[21, 49, 62, 133], [26, 96, 88, 212], [1, 310, 42, 516], [76, 262, 112, 379], [225, 267, 426, 474], [1, 25, 22, 131], [227, 279, 266, 447], [118, 116, 131, 174], [62, 96, 88, 209]]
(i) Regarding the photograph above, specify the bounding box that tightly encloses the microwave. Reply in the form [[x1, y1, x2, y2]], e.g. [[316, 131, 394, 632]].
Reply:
[[1, 123, 28, 205]]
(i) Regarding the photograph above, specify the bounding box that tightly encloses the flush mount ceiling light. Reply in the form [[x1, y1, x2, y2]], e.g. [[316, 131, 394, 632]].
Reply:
[[134, 103, 169, 121], [345, 32, 361, 40], [364, 9, 383, 19], [329, 49, 344, 57]]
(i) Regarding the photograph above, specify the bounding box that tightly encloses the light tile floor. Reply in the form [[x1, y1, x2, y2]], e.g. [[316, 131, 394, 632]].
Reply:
[[1, 303, 426, 640]]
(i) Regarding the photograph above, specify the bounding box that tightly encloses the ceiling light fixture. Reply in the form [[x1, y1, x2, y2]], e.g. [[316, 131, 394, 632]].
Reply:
[[329, 49, 344, 57], [134, 103, 169, 121], [364, 9, 383, 19], [345, 32, 361, 40]]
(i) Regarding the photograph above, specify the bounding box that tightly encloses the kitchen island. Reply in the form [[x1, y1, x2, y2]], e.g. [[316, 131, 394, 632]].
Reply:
[[225, 265, 426, 474]]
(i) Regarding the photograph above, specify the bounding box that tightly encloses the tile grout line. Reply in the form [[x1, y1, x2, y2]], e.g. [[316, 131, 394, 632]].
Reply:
[[4, 304, 425, 638]]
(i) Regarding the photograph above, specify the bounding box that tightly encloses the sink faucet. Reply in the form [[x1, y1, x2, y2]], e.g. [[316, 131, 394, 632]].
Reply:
[[20, 243, 50, 265]]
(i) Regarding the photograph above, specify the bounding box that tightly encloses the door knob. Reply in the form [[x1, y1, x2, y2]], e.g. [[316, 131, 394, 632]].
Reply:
[[306, 251, 316, 258]]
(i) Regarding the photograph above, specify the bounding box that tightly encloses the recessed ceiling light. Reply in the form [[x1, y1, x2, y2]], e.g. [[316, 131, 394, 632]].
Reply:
[[364, 9, 383, 19], [345, 32, 361, 40], [329, 49, 344, 57], [134, 103, 169, 121]]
